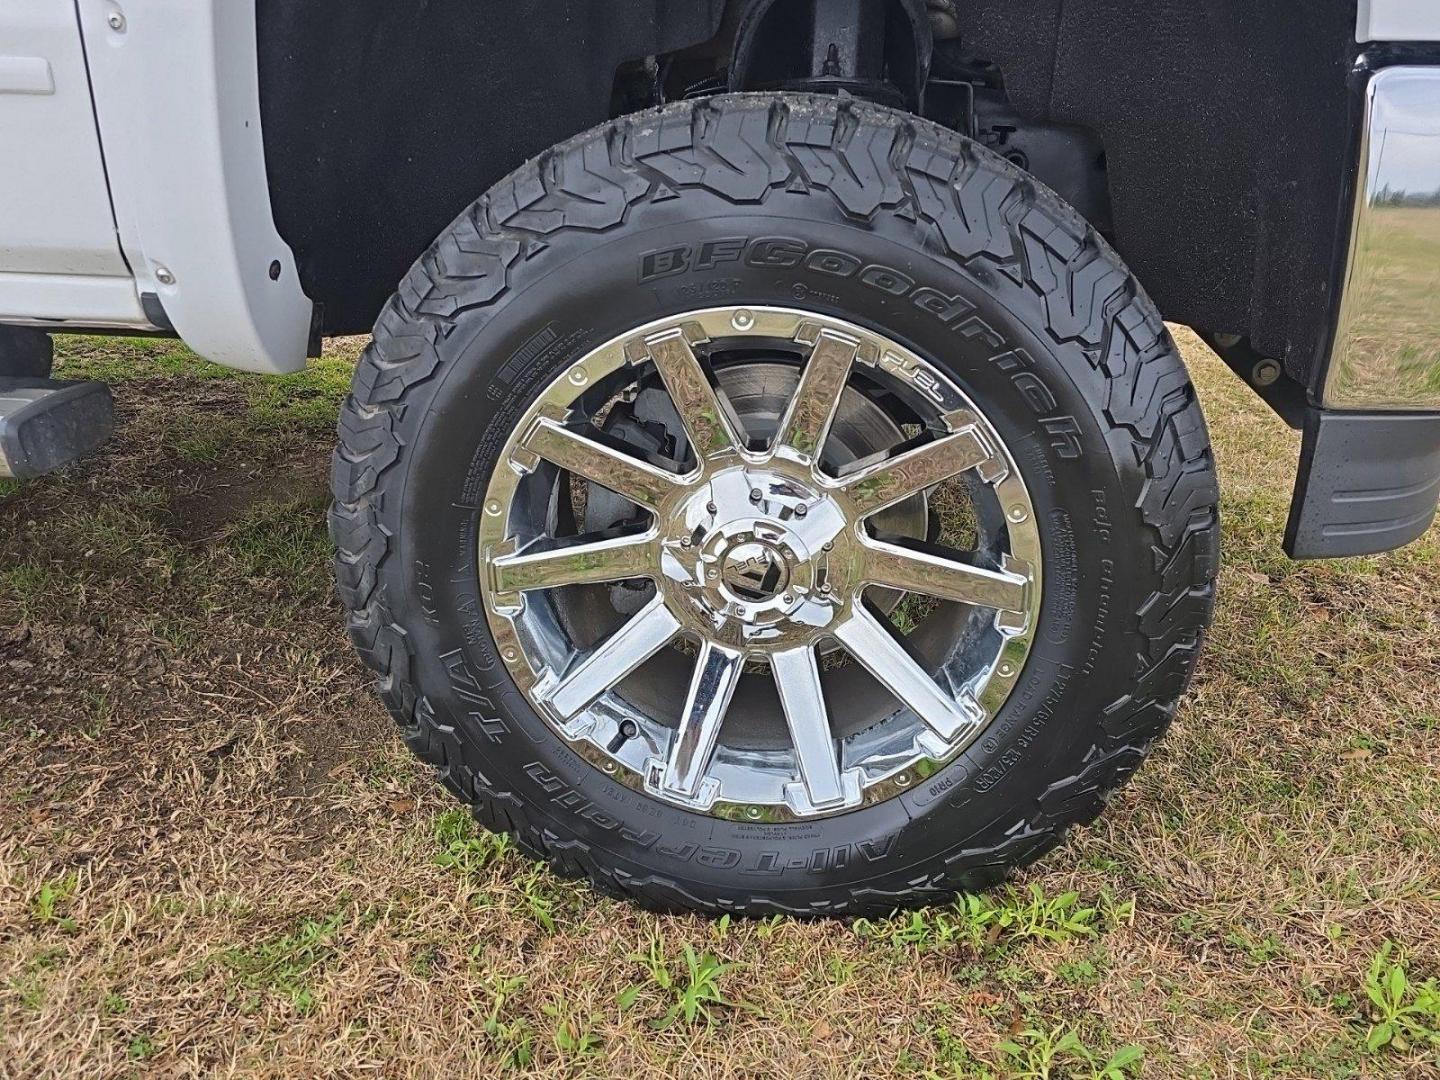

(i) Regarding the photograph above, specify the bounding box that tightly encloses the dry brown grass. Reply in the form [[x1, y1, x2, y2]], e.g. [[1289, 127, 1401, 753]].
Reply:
[[1, 330, 1437, 1078]]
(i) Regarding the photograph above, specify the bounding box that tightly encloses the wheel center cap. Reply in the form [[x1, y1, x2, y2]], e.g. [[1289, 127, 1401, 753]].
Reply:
[[720, 541, 790, 602], [656, 464, 857, 645]]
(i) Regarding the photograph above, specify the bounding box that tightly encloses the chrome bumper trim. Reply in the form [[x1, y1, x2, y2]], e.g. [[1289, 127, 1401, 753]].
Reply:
[[1324, 66, 1440, 410]]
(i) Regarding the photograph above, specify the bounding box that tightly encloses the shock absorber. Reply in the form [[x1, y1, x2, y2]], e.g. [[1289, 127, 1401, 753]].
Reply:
[[795, 0, 892, 100], [728, 0, 933, 111]]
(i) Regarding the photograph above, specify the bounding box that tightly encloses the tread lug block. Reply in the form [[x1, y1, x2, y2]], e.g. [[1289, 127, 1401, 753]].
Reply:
[[0, 378, 115, 480]]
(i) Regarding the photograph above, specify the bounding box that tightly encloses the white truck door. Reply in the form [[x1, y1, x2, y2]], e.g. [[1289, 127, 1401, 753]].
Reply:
[[0, 1, 128, 278]]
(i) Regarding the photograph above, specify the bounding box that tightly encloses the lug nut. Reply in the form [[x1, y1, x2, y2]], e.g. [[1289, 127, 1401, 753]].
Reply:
[[793, 504, 808, 518], [749, 488, 763, 503], [707, 501, 718, 515]]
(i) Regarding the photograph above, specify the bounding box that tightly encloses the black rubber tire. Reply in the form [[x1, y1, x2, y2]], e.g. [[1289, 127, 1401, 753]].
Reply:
[[0, 327, 54, 379], [330, 93, 1220, 916]]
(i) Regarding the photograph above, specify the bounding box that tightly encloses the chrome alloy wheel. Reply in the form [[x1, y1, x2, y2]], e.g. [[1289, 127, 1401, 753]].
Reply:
[[478, 307, 1042, 820]]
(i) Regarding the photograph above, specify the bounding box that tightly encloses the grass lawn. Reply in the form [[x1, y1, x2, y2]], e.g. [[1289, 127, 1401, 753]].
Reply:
[[1, 330, 1437, 1077]]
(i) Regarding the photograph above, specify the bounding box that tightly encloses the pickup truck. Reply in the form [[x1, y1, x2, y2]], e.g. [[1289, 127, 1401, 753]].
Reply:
[[2, 0, 1436, 915]]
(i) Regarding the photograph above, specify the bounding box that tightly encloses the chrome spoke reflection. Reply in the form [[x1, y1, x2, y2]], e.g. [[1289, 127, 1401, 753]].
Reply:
[[776, 329, 860, 463], [661, 641, 743, 800], [542, 595, 680, 719], [643, 329, 743, 462], [863, 539, 1029, 613], [838, 427, 991, 519], [772, 645, 846, 809], [492, 532, 659, 594], [832, 607, 981, 742], [521, 418, 683, 513]]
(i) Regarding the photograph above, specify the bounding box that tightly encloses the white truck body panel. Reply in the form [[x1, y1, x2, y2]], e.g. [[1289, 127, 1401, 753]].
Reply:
[[0, 0, 311, 373], [76, 0, 312, 373], [0, 2, 131, 281], [1357, 0, 1440, 42]]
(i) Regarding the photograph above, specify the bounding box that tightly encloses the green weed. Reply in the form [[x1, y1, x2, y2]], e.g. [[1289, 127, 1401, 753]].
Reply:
[[32, 872, 80, 932], [127, 1034, 159, 1061], [479, 973, 535, 1070], [624, 933, 752, 1029], [434, 809, 512, 876], [854, 884, 1124, 952], [542, 1002, 602, 1061], [517, 869, 558, 933], [1361, 941, 1440, 1055], [998, 1024, 1143, 1080], [220, 909, 347, 1013]]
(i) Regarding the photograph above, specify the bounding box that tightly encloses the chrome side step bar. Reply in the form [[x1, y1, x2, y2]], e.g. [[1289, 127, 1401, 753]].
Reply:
[[0, 378, 114, 480]]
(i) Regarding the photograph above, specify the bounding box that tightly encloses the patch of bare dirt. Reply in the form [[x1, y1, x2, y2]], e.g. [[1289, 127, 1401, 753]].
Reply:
[[165, 457, 330, 545]]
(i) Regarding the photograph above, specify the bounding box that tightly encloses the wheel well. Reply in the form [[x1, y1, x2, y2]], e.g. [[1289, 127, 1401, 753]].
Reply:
[[258, 0, 1360, 393]]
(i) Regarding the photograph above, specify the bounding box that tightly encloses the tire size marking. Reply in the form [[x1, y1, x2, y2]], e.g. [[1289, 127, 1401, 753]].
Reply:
[[416, 560, 440, 625], [974, 666, 1072, 793], [442, 649, 511, 743], [1078, 489, 1117, 679]]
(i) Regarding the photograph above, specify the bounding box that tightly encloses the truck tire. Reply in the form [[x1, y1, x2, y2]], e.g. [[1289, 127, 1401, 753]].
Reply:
[[330, 93, 1219, 915]]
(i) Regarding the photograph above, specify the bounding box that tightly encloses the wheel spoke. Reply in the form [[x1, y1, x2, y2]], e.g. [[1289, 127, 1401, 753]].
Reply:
[[838, 427, 992, 519], [771, 646, 847, 809], [831, 607, 982, 742], [542, 594, 681, 719], [642, 328, 743, 461], [520, 418, 684, 513], [776, 329, 860, 462], [660, 642, 743, 800], [491, 532, 659, 594], [863, 539, 1029, 613]]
